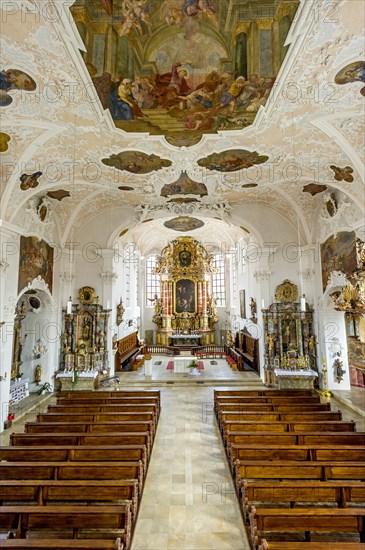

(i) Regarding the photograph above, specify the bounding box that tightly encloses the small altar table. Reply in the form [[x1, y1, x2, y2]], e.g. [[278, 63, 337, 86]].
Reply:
[[56, 371, 98, 391], [170, 334, 201, 346], [274, 369, 318, 390]]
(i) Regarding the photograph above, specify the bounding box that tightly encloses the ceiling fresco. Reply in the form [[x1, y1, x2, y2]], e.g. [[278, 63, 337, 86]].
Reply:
[[101, 151, 172, 173], [164, 216, 204, 232], [71, 0, 299, 146]]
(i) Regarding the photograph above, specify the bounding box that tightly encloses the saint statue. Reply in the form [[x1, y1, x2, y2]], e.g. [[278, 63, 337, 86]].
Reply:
[[82, 318, 91, 340]]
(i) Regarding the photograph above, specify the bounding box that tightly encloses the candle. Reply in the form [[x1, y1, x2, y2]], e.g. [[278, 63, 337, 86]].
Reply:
[[261, 299, 265, 309], [107, 300, 110, 309], [67, 298, 72, 314], [300, 296, 306, 311]]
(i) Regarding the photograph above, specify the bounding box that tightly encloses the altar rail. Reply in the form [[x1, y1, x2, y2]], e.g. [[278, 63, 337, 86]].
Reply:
[[142, 346, 175, 356]]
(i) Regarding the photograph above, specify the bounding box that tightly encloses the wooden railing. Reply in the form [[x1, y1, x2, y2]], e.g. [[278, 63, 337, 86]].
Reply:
[[142, 346, 175, 355]]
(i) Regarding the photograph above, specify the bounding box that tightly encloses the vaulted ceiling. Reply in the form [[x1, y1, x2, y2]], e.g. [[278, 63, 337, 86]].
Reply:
[[1, 0, 364, 251]]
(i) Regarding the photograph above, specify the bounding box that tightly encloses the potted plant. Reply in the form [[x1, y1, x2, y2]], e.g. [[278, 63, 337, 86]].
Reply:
[[37, 382, 52, 395], [187, 359, 200, 376]]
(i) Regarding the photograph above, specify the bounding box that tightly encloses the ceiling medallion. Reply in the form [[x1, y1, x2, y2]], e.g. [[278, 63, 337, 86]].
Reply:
[[330, 165, 354, 182], [161, 171, 208, 198], [102, 151, 172, 174], [302, 183, 328, 196], [335, 61, 365, 97], [164, 216, 204, 232], [198, 149, 269, 172]]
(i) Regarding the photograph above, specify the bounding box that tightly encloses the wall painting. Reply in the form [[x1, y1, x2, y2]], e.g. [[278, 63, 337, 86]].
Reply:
[[18, 236, 54, 293]]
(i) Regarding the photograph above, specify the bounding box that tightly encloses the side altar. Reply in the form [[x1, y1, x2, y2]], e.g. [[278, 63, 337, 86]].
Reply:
[[151, 237, 218, 346]]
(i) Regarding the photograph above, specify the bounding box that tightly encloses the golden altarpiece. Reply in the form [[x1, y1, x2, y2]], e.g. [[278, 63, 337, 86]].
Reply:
[[60, 286, 111, 373], [263, 280, 318, 387], [152, 237, 218, 346]]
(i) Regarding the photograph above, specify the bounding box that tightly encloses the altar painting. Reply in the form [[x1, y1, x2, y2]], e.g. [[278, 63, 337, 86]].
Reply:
[[175, 279, 196, 313], [18, 236, 54, 293]]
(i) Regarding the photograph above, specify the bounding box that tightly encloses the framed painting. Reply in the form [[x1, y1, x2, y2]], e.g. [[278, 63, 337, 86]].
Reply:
[[18, 236, 54, 293], [239, 289, 246, 319], [175, 279, 196, 313]]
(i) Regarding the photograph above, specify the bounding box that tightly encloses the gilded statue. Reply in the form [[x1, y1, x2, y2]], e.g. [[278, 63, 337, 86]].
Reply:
[[308, 335, 316, 351], [82, 317, 91, 340], [266, 334, 275, 352], [35, 364, 42, 384]]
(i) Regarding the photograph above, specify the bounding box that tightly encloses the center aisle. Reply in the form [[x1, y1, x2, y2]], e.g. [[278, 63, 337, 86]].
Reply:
[[131, 386, 251, 550]]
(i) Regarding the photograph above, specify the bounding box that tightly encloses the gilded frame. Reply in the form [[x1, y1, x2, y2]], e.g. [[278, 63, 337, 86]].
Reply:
[[174, 278, 197, 314]]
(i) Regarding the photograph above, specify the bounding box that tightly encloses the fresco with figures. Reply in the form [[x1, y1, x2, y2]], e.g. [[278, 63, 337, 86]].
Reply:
[[71, 0, 299, 146], [321, 231, 357, 292], [18, 236, 54, 293]]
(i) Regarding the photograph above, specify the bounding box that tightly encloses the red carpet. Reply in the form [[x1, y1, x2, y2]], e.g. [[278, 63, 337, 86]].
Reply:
[[166, 360, 204, 370]]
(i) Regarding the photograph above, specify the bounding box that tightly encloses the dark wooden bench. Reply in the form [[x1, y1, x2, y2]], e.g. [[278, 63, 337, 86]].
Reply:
[[0, 461, 143, 492], [0, 445, 148, 474], [242, 480, 365, 521], [249, 506, 365, 548], [24, 420, 154, 438], [218, 411, 342, 427], [10, 432, 151, 454], [0, 479, 139, 519], [0, 540, 124, 549], [226, 431, 365, 447], [229, 444, 365, 468], [222, 421, 356, 444], [234, 460, 365, 491], [0, 505, 131, 549], [259, 542, 365, 550], [37, 412, 157, 433]]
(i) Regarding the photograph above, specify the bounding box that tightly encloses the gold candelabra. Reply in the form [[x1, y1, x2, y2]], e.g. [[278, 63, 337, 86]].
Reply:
[[321, 357, 332, 399]]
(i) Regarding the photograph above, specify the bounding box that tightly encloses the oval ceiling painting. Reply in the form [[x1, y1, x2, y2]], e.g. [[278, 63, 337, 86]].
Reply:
[[71, 1, 299, 147], [164, 216, 204, 232]]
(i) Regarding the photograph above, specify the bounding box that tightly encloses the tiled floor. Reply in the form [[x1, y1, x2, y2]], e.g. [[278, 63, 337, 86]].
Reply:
[[1, 359, 364, 549]]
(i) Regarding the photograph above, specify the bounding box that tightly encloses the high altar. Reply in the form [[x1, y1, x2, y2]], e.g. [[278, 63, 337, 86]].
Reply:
[[152, 237, 218, 346]]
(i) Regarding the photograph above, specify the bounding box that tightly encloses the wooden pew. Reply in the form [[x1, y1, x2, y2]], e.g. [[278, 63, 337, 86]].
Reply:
[[10, 432, 151, 454], [0, 445, 148, 474], [229, 444, 365, 468], [214, 390, 316, 396], [0, 479, 139, 519], [241, 480, 365, 521], [226, 431, 365, 447], [37, 412, 157, 433], [248, 506, 365, 548], [48, 404, 160, 416], [0, 505, 131, 550], [221, 421, 356, 443], [234, 460, 365, 491], [24, 420, 154, 438], [218, 411, 342, 427], [0, 461, 143, 488], [0, 540, 124, 549], [259, 542, 365, 550]]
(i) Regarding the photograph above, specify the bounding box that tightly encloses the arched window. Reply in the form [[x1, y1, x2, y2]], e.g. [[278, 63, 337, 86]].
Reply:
[[211, 255, 226, 307], [146, 255, 160, 306]]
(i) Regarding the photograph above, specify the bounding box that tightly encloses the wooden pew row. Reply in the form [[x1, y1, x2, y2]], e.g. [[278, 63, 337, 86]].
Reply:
[[216, 396, 323, 406], [0, 505, 131, 550], [241, 480, 365, 521], [226, 431, 365, 447], [49, 403, 159, 413], [59, 390, 160, 400], [0, 462, 143, 492], [37, 413, 157, 433], [10, 432, 151, 454], [259, 542, 365, 550], [218, 411, 342, 427], [24, 421, 155, 438], [0, 445, 148, 475], [0, 480, 139, 520], [216, 403, 332, 415], [248, 506, 365, 548], [229, 444, 365, 469], [214, 390, 316, 397], [222, 421, 356, 445], [234, 460, 365, 492], [53, 397, 160, 417], [0, 541, 124, 549]]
